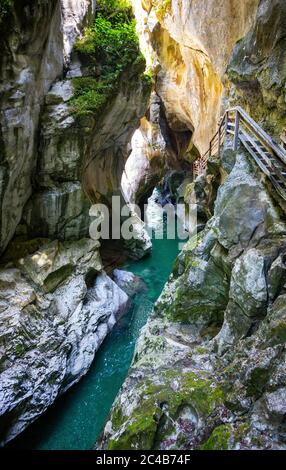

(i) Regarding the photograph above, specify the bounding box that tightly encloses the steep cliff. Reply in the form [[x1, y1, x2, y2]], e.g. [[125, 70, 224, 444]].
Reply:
[[0, 0, 152, 444], [1, 0, 286, 451], [0, 0, 99, 254], [0, 0, 64, 253], [132, 0, 259, 156], [0, 0, 152, 251], [98, 142, 286, 451], [98, 0, 286, 451], [226, 0, 286, 138]]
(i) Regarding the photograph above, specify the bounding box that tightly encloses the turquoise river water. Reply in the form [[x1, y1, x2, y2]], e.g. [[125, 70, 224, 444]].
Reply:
[[8, 211, 182, 450]]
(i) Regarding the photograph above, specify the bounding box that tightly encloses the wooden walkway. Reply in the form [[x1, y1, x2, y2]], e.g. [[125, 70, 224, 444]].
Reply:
[[193, 106, 286, 201]]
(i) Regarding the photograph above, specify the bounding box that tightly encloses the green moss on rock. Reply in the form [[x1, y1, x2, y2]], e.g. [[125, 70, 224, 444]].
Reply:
[[200, 424, 232, 450], [268, 320, 286, 346], [108, 402, 159, 450], [246, 367, 270, 398], [106, 369, 224, 450], [1, 238, 50, 265]]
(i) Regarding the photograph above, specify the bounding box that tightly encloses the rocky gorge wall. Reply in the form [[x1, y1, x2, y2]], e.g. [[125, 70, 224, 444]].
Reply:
[[120, 0, 263, 205], [0, 0, 154, 249], [0, 0, 152, 445], [0, 0, 286, 451], [97, 0, 286, 451], [122, 0, 286, 212], [132, 0, 260, 157], [226, 0, 286, 139], [0, 0, 98, 254], [98, 141, 286, 451]]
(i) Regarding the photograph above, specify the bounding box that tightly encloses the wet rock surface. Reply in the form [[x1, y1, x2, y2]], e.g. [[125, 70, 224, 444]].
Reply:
[[0, 239, 130, 446], [112, 269, 147, 298], [1, 0, 286, 452], [97, 147, 286, 450]]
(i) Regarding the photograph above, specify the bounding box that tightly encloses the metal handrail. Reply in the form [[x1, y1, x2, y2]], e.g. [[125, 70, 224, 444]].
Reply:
[[193, 106, 286, 201]]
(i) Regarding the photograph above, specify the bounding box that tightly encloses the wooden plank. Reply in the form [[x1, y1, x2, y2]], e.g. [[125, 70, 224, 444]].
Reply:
[[236, 106, 286, 166], [240, 127, 286, 185], [240, 136, 286, 201], [240, 134, 271, 177], [201, 105, 286, 200]]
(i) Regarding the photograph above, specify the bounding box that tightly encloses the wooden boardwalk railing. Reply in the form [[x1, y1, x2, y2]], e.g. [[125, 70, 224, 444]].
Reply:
[[193, 106, 286, 201]]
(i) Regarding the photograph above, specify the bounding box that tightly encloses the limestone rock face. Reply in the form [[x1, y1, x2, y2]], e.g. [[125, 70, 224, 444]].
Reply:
[[0, 0, 96, 254], [227, 0, 286, 138], [112, 269, 147, 297], [97, 148, 286, 451], [121, 91, 192, 204], [82, 64, 151, 206], [122, 93, 169, 204], [18, 74, 91, 241], [133, 0, 259, 155], [213, 153, 285, 253], [0, 8, 151, 257], [0, 1, 63, 254], [20, 64, 150, 244], [152, 0, 259, 77], [0, 240, 129, 446], [17, 238, 102, 292], [61, 0, 96, 64], [21, 182, 91, 241], [122, 212, 152, 260]]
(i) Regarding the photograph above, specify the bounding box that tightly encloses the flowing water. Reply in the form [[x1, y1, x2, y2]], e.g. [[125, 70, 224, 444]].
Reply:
[[8, 192, 183, 450]]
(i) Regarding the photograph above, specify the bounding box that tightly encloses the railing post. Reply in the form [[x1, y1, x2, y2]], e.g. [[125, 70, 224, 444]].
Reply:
[[218, 127, 221, 158], [225, 111, 229, 135], [209, 140, 212, 158], [233, 110, 240, 151]]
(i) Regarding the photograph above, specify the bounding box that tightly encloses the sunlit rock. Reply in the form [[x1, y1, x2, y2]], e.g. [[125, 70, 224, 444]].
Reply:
[[132, 0, 259, 154]]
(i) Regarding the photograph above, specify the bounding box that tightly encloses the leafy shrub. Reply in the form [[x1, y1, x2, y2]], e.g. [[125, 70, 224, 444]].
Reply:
[[0, 0, 13, 23], [71, 76, 115, 117], [70, 0, 145, 117]]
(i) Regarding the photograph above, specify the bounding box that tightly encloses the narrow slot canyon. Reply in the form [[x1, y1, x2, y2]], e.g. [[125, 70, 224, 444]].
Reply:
[[0, 0, 286, 453]]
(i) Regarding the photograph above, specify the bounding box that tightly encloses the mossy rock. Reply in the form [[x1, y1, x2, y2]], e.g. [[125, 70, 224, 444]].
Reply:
[[43, 264, 74, 293], [260, 295, 286, 347], [162, 256, 229, 327], [200, 424, 232, 450], [106, 369, 224, 450], [246, 367, 270, 398], [1, 238, 50, 265], [70, 0, 149, 118]]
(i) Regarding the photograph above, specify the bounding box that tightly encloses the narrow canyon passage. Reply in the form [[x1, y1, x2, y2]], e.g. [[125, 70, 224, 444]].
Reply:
[[7, 194, 182, 450], [1, 0, 286, 453]]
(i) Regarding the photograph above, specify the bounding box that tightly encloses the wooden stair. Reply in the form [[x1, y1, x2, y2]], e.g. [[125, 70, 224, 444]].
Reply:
[[193, 106, 286, 201]]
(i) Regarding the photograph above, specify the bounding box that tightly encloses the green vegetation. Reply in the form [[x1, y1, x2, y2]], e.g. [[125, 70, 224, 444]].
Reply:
[[15, 343, 25, 357], [70, 0, 147, 117], [107, 369, 224, 450], [0, 0, 13, 23], [200, 424, 231, 450]]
